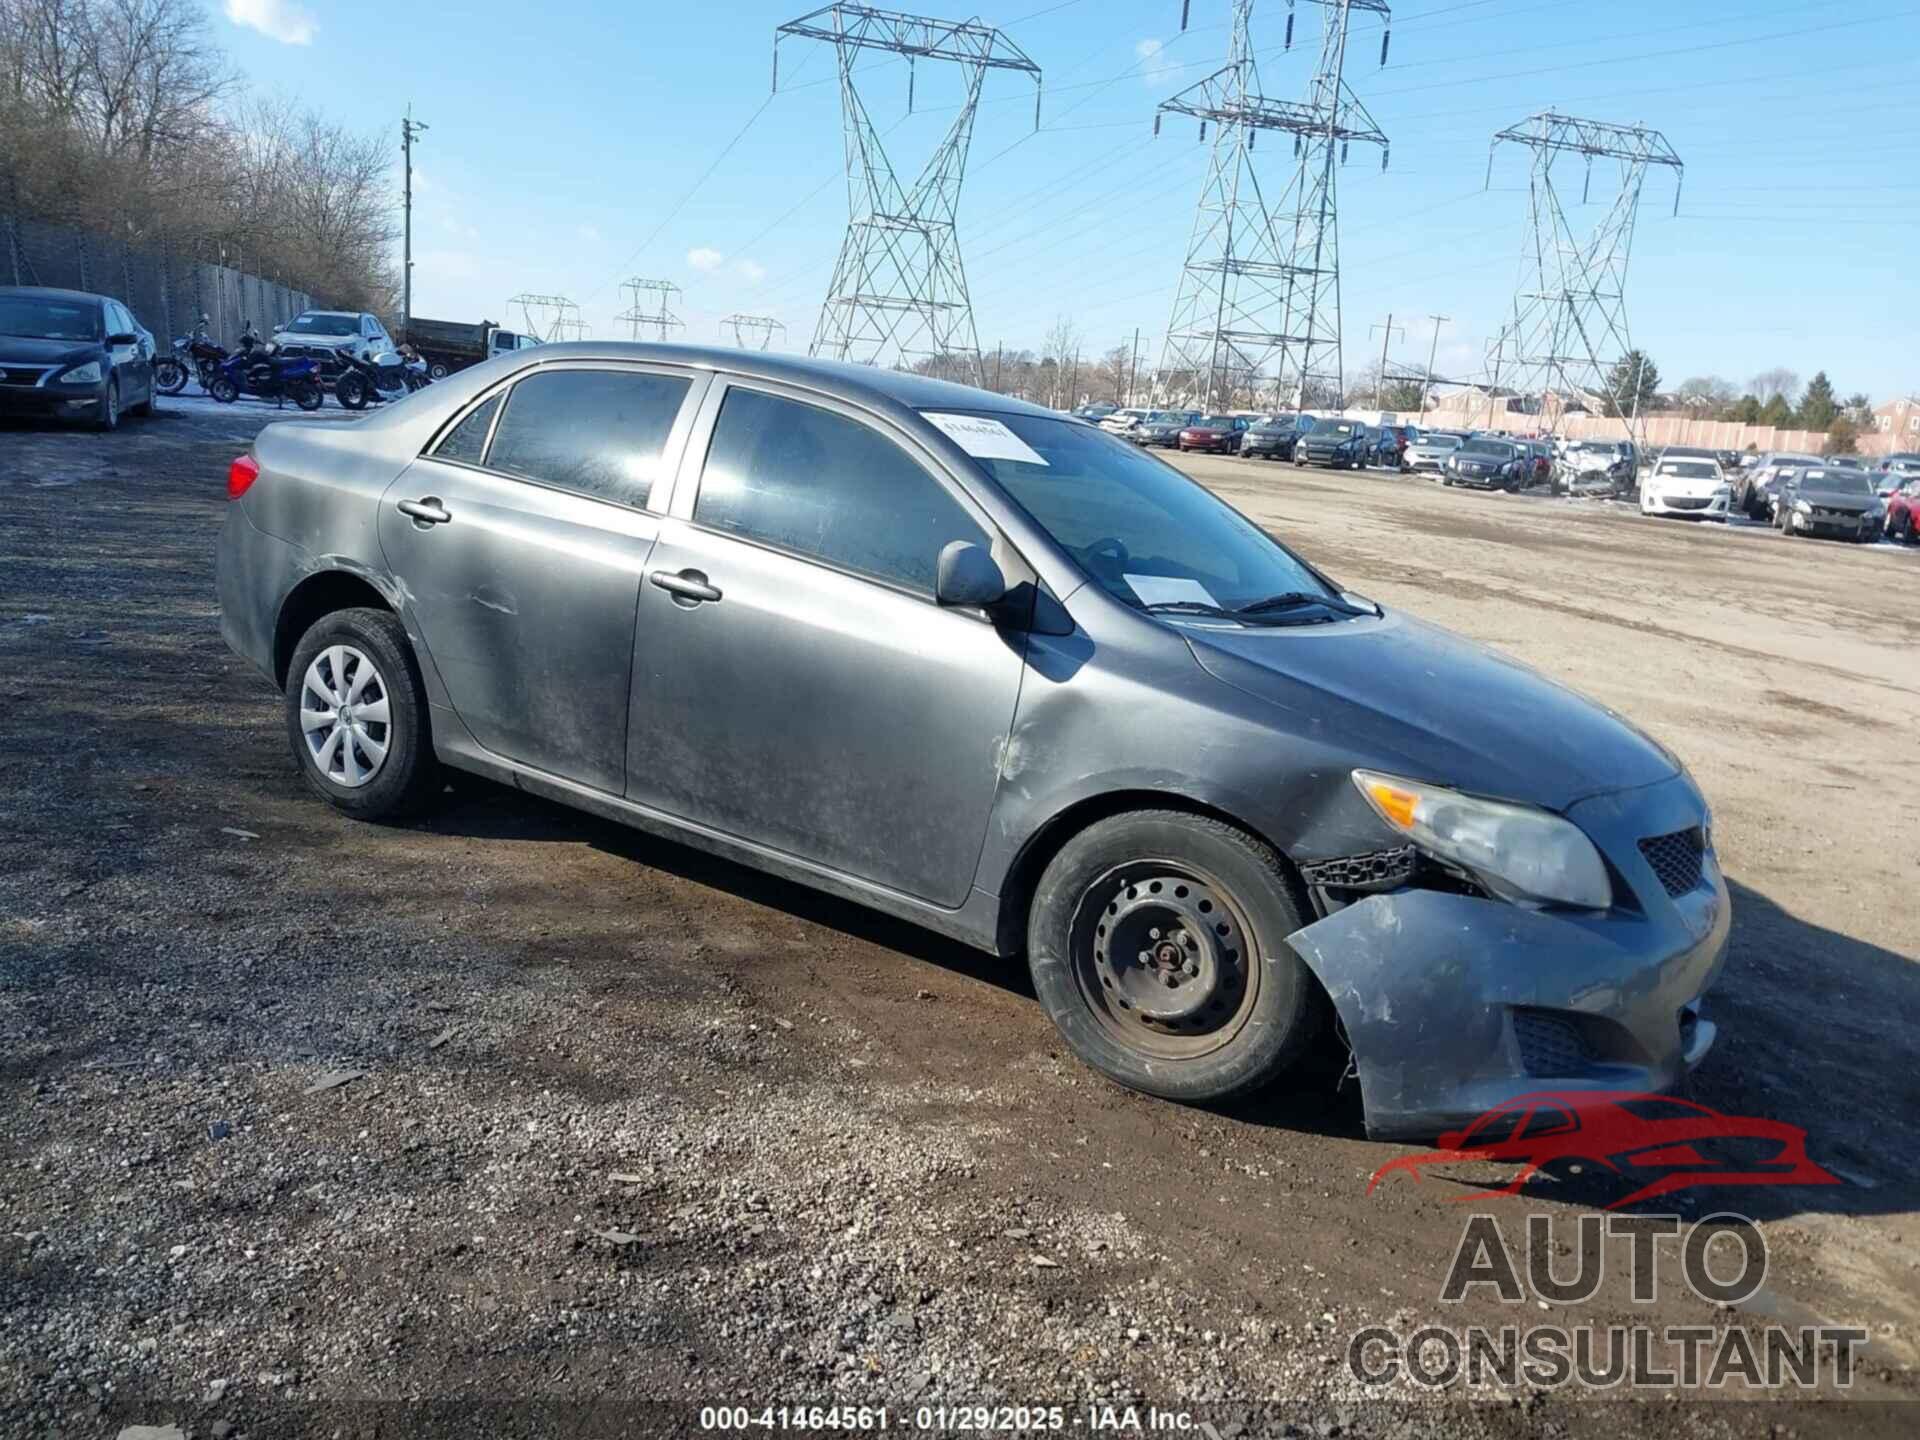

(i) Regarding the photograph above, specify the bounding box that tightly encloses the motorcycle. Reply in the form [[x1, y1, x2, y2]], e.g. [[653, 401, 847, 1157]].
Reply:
[[207, 333, 322, 411], [332, 345, 418, 410], [152, 314, 231, 396]]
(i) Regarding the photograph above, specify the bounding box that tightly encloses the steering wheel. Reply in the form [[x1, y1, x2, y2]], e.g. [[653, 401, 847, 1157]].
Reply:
[[1081, 536, 1131, 573]]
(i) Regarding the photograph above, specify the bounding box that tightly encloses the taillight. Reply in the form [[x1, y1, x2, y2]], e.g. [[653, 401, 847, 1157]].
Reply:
[[227, 453, 260, 500]]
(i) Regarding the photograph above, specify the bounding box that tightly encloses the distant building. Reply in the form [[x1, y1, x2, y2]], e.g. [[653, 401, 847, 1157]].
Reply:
[[1871, 395, 1920, 440]]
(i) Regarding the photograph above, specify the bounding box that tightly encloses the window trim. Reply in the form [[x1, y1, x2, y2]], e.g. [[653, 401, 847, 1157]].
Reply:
[[420, 360, 709, 515], [668, 374, 1014, 605]]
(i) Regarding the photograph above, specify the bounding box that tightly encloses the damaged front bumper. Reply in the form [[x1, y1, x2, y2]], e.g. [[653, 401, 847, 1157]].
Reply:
[[1287, 773, 1729, 1139]]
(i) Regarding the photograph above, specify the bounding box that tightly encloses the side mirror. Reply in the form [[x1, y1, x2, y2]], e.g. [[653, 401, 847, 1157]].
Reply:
[[935, 540, 1008, 609], [107, 332, 138, 346]]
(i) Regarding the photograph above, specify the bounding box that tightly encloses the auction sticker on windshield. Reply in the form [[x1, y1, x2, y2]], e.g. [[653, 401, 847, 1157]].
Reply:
[[924, 412, 1049, 467], [1123, 574, 1220, 609]]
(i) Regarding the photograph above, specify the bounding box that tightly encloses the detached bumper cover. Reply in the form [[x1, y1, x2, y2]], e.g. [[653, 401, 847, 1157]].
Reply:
[[1286, 773, 1730, 1138]]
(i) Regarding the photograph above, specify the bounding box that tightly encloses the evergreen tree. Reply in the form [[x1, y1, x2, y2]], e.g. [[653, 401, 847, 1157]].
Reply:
[[1602, 351, 1660, 417], [1797, 372, 1839, 431], [1759, 394, 1794, 428]]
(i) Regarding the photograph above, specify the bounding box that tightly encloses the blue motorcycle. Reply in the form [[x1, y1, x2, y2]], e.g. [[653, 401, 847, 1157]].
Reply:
[[207, 338, 323, 411]]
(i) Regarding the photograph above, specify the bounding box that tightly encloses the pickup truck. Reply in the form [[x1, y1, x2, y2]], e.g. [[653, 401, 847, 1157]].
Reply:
[[404, 317, 543, 378]]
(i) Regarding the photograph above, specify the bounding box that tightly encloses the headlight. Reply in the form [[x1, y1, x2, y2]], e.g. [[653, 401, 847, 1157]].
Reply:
[[58, 361, 103, 385], [1352, 769, 1612, 910], [1794, 499, 1812, 515]]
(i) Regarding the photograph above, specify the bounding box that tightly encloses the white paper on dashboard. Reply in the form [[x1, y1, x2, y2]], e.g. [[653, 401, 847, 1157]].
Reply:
[[1123, 574, 1220, 609], [923, 412, 1049, 467]]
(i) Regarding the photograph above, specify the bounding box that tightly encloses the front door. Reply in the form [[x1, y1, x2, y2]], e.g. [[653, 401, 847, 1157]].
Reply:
[[625, 380, 1027, 908], [379, 363, 704, 793]]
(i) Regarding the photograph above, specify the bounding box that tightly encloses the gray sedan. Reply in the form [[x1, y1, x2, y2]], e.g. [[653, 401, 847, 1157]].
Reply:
[[216, 344, 1728, 1138]]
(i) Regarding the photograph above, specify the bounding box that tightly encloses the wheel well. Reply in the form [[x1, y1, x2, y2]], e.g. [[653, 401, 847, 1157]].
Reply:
[[273, 571, 393, 687], [993, 790, 1308, 961]]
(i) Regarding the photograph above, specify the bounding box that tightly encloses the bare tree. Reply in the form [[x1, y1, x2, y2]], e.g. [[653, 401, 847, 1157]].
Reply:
[[1749, 367, 1801, 405], [1039, 315, 1079, 409]]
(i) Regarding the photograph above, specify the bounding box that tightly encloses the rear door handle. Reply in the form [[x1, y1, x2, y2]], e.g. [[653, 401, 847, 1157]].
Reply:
[[649, 568, 722, 604], [397, 497, 451, 526]]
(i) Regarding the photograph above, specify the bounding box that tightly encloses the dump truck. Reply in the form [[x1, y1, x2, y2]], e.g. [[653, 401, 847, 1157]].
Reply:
[[403, 317, 543, 378]]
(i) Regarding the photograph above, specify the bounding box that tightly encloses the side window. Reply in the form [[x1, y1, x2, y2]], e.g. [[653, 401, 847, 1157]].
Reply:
[[432, 393, 502, 465], [485, 369, 690, 506], [694, 388, 987, 594]]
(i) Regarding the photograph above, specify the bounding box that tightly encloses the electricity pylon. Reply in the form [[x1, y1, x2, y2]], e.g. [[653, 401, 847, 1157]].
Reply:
[[774, 4, 1042, 384], [1482, 111, 1683, 449], [723, 314, 787, 349], [1156, 0, 1390, 411], [617, 278, 684, 342], [508, 293, 582, 342]]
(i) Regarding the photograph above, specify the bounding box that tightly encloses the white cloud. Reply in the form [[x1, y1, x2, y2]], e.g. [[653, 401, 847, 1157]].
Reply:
[[687, 246, 726, 272], [224, 0, 318, 45], [733, 258, 766, 284], [1136, 37, 1177, 88]]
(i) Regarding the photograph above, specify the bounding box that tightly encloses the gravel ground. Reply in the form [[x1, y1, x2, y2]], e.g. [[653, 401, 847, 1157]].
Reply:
[[2, 403, 1916, 1439]]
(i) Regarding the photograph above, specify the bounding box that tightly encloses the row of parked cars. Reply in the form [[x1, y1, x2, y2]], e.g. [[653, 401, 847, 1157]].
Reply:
[[1716, 449, 1920, 543], [1073, 404, 1438, 472]]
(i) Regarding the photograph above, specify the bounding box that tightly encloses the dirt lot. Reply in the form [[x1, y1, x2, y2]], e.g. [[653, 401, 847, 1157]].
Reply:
[[2, 405, 1917, 1439]]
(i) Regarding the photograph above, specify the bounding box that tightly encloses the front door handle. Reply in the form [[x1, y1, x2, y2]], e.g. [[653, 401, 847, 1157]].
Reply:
[[397, 497, 451, 526], [649, 568, 722, 604]]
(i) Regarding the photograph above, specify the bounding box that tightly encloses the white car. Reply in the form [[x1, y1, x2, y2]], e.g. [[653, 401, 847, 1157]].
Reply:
[[1404, 433, 1463, 475], [1098, 407, 1153, 436], [1641, 457, 1731, 521]]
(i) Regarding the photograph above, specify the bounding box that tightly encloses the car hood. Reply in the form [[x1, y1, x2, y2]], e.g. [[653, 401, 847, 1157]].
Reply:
[[1185, 612, 1680, 813], [1797, 490, 1873, 512], [0, 336, 103, 366], [275, 329, 357, 344]]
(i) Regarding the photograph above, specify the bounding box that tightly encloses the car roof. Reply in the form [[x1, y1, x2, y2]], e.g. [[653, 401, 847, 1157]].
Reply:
[[493, 341, 1064, 420], [0, 285, 107, 305]]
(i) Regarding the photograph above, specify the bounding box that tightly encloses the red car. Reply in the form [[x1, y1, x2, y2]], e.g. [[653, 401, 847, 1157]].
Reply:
[[1366, 1090, 1835, 1210], [1885, 477, 1920, 543], [1177, 414, 1247, 454]]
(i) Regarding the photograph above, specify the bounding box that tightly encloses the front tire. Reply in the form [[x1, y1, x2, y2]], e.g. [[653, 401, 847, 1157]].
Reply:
[[284, 608, 441, 821], [1026, 811, 1324, 1105], [153, 358, 189, 395], [335, 372, 370, 410], [95, 379, 120, 431], [208, 375, 238, 404], [291, 381, 323, 412]]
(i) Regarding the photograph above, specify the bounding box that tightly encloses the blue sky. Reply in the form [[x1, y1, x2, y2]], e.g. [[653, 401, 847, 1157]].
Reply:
[[219, 0, 1920, 397]]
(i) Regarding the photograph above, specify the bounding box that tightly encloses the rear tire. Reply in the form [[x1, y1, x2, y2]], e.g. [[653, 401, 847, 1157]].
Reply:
[[1026, 810, 1324, 1105], [292, 381, 322, 412], [209, 375, 238, 404], [335, 372, 370, 410], [284, 608, 441, 822]]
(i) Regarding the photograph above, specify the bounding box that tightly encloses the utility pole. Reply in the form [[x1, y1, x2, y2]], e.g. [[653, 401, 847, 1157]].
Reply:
[[1369, 313, 1403, 413], [1418, 312, 1448, 422], [400, 106, 428, 334], [1127, 327, 1141, 407]]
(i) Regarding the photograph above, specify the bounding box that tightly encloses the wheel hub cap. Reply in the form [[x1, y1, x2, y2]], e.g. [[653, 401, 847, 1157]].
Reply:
[[299, 644, 392, 789]]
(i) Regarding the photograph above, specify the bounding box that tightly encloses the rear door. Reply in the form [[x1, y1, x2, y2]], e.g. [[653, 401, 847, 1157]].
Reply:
[[624, 378, 1028, 906], [379, 361, 707, 793]]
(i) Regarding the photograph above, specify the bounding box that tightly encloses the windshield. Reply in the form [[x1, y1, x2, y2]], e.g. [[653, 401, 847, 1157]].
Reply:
[[1147, 411, 1184, 423], [1419, 435, 1462, 451], [283, 312, 358, 335], [1195, 415, 1236, 428], [1657, 461, 1719, 480], [0, 295, 101, 342], [1458, 440, 1512, 457], [1800, 471, 1871, 495], [957, 415, 1336, 615], [1311, 418, 1360, 436]]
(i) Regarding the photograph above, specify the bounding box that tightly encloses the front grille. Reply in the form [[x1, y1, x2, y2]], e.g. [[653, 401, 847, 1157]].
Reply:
[[1664, 496, 1711, 510], [1812, 506, 1859, 522], [1638, 826, 1706, 897], [1299, 845, 1417, 891], [1514, 1011, 1594, 1076], [0, 365, 52, 386]]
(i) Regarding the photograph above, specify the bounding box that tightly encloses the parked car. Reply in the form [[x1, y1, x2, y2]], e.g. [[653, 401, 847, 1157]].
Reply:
[[1872, 453, 1920, 497], [1822, 454, 1866, 471], [1774, 466, 1884, 542], [1241, 413, 1313, 461], [1134, 410, 1197, 448], [1099, 407, 1154, 438], [1380, 424, 1423, 469], [215, 342, 1728, 1138], [1737, 452, 1822, 518], [1443, 438, 1529, 490], [405, 317, 542, 379], [272, 310, 398, 381], [1177, 414, 1247, 453], [1883, 477, 1920, 542], [1072, 404, 1116, 424], [1295, 416, 1372, 469], [1641, 456, 1731, 521], [1404, 432, 1463, 475], [0, 284, 158, 430], [1559, 439, 1634, 491]]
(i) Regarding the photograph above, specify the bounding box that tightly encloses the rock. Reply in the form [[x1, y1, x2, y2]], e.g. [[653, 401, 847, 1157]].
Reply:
[[206, 1120, 231, 1142], [304, 1068, 367, 1095], [135, 1338, 157, 1355], [167, 1245, 187, 1260], [205, 1378, 228, 1402], [117, 1427, 185, 1440], [211, 1423, 234, 1439], [1030, 1254, 1060, 1269], [609, 1172, 647, 1185], [1004, 1227, 1032, 1241], [426, 1027, 459, 1050], [594, 1228, 643, 1248]]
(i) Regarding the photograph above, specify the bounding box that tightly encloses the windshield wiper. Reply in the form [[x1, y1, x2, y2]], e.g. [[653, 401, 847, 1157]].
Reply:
[[1140, 601, 1249, 621], [1237, 591, 1377, 619]]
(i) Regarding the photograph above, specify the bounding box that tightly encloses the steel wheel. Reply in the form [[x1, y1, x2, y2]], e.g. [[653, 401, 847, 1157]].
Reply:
[[299, 644, 391, 788], [1071, 864, 1260, 1063]]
